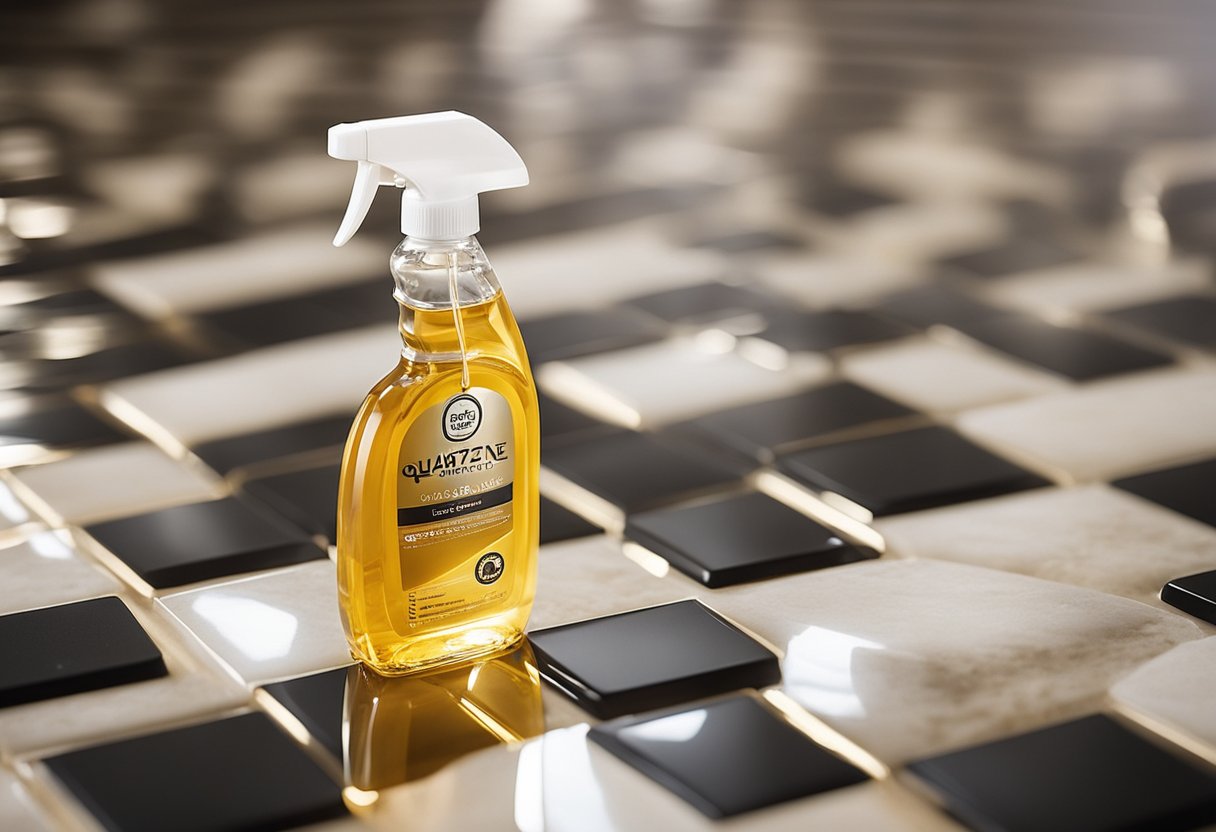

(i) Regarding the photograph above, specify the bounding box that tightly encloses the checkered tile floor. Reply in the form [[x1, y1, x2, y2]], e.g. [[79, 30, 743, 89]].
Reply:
[[3, 1, 1216, 830]]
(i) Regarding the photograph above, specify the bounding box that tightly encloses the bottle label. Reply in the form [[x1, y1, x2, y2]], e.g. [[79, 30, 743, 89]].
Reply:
[[396, 388, 514, 625]]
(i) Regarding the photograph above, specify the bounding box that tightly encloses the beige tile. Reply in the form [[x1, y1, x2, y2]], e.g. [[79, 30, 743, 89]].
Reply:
[[102, 325, 399, 446], [157, 560, 351, 686], [0, 531, 124, 616], [538, 336, 831, 428], [704, 559, 1200, 764], [11, 443, 223, 525], [958, 367, 1216, 482], [841, 337, 1066, 413], [877, 485, 1216, 604], [1111, 636, 1216, 755], [91, 223, 384, 317], [979, 258, 1210, 314], [0, 768, 54, 831], [755, 253, 922, 308]]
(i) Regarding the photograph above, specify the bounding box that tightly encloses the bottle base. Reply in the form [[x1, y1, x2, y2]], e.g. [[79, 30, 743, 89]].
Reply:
[[352, 624, 525, 676]]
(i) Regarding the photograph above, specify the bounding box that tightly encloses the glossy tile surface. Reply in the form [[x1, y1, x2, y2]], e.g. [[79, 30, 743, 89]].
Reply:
[[1161, 570, 1216, 625], [0, 532, 124, 616], [778, 425, 1049, 516], [241, 463, 341, 543], [538, 338, 831, 427], [877, 485, 1216, 604], [85, 497, 327, 589], [0, 597, 164, 708], [959, 368, 1216, 481], [679, 382, 915, 463], [45, 712, 347, 832], [1114, 457, 1216, 529], [626, 492, 877, 588], [529, 600, 780, 718], [261, 666, 349, 760], [983, 261, 1211, 314], [543, 429, 743, 515], [157, 560, 351, 685], [590, 695, 868, 819], [908, 714, 1216, 832], [192, 414, 352, 475], [540, 497, 601, 545], [1106, 294, 1216, 350], [841, 337, 1066, 413], [620, 282, 779, 326], [703, 560, 1200, 763], [0, 399, 129, 466], [519, 308, 667, 364], [870, 284, 1006, 330], [12, 442, 223, 524], [1111, 636, 1216, 752], [753, 309, 911, 353]]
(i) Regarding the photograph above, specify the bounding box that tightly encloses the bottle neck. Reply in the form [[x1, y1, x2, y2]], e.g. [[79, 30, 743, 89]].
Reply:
[[391, 235, 502, 362]]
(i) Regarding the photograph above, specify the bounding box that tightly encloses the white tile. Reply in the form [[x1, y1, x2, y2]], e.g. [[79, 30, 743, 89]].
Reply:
[[704, 559, 1200, 764], [877, 485, 1216, 604], [957, 367, 1216, 482], [0, 531, 123, 616], [11, 443, 223, 525], [0, 478, 36, 534], [829, 201, 1008, 264], [0, 597, 248, 758], [103, 325, 400, 445], [0, 769, 54, 832], [530, 536, 699, 632], [537, 336, 831, 428], [491, 222, 724, 318], [979, 258, 1210, 314], [754, 252, 923, 308], [841, 337, 1066, 413], [91, 222, 384, 317], [1111, 636, 1216, 753], [157, 560, 351, 686]]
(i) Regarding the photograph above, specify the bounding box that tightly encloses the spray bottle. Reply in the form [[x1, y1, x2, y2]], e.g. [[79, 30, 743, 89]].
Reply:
[[329, 111, 538, 674]]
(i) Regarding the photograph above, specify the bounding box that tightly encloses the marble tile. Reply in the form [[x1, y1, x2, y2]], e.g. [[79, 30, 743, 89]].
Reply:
[[877, 485, 1216, 604], [157, 560, 351, 686], [0, 597, 248, 758], [0, 531, 124, 616], [529, 536, 699, 632], [1111, 636, 1216, 753], [979, 259, 1210, 314], [103, 325, 399, 446], [0, 769, 53, 831], [537, 337, 831, 428], [91, 223, 385, 317], [841, 337, 1066, 413], [704, 560, 1200, 764], [11, 442, 224, 525], [957, 367, 1216, 482]]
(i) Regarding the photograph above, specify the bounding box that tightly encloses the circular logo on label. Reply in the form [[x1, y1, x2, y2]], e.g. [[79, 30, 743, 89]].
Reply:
[[475, 552, 504, 585], [442, 394, 482, 442]]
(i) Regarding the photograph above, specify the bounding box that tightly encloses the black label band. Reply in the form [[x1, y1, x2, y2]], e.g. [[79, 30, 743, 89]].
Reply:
[[397, 483, 514, 527]]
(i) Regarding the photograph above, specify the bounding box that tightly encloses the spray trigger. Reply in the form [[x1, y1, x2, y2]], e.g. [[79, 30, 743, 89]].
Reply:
[[333, 161, 401, 247]]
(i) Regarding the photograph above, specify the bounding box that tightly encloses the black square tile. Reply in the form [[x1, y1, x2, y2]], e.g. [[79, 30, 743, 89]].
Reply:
[[1160, 570, 1216, 625], [1114, 458, 1216, 529], [540, 497, 601, 545], [778, 426, 1049, 516], [955, 315, 1173, 381], [679, 382, 916, 463], [538, 391, 607, 441], [800, 179, 901, 219], [753, 309, 912, 353], [543, 430, 745, 514], [870, 285, 1006, 330], [85, 497, 326, 589], [626, 492, 877, 588], [23, 339, 196, 390], [241, 464, 341, 543], [908, 714, 1216, 832], [262, 666, 349, 760], [940, 237, 1080, 279], [590, 695, 868, 818], [686, 229, 806, 254], [621, 283, 780, 325], [519, 309, 667, 364], [529, 600, 780, 719], [0, 399, 129, 463], [1106, 295, 1216, 351], [45, 712, 346, 832], [192, 414, 352, 474], [0, 597, 165, 708]]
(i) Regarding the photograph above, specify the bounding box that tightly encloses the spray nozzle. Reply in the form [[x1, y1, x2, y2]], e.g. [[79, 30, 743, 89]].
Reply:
[[328, 111, 528, 247]]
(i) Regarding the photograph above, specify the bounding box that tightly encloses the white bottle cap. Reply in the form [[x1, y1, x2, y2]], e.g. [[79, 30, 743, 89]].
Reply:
[[328, 111, 528, 246]]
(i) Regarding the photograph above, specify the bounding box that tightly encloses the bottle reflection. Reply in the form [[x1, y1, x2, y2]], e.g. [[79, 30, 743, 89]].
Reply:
[[343, 639, 544, 795]]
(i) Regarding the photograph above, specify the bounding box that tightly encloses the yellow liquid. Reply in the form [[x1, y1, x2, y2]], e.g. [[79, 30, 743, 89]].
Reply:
[[337, 292, 539, 674]]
